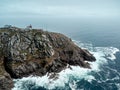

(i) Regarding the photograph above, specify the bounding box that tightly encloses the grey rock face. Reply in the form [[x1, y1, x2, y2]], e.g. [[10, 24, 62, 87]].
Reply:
[[0, 74, 13, 90], [0, 27, 96, 90]]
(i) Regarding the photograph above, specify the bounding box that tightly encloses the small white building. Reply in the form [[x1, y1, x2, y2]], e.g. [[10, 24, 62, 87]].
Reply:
[[25, 24, 32, 30]]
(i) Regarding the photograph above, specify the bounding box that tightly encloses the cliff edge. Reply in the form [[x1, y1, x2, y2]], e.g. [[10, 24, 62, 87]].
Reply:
[[0, 26, 96, 90]]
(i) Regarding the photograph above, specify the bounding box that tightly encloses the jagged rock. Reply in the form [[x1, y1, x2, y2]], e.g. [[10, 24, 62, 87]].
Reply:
[[0, 60, 14, 90], [0, 26, 96, 90]]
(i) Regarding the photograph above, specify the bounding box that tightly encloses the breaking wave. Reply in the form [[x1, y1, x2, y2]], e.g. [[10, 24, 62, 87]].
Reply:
[[12, 40, 120, 90]]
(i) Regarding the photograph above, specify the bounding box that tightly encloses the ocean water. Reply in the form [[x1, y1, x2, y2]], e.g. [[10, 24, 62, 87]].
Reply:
[[10, 18, 120, 90]]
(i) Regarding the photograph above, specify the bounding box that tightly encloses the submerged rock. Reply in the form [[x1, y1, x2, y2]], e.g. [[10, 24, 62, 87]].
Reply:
[[0, 26, 96, 90]]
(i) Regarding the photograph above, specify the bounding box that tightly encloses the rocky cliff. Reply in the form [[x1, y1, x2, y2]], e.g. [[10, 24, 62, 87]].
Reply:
[[0, 26, 96, 90]]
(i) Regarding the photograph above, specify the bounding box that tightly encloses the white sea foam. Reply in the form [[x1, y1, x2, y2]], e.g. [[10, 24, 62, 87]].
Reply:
[[116, 83, 120, 90], [12, 41, 120, 90]]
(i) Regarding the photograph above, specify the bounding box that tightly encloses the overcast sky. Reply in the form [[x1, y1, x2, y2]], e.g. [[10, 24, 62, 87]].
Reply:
[[0, 0, 120, 28], [0, 0, 120, 18]]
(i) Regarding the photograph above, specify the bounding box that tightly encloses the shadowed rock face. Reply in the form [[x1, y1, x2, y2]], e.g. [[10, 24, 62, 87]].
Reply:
[[0, 27, 96, 90], [0, 60, 14, 90]]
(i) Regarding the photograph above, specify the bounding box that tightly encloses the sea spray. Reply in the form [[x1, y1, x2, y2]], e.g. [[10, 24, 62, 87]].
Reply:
[[12, 41, 120, 90]]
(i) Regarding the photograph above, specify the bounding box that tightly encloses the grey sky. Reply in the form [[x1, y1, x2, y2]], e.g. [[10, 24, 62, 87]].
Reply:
[[0, 0, 120, 18]]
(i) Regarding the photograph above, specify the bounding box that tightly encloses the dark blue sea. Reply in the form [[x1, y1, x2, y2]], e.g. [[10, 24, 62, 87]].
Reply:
[[10, 17, 120, 90]]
